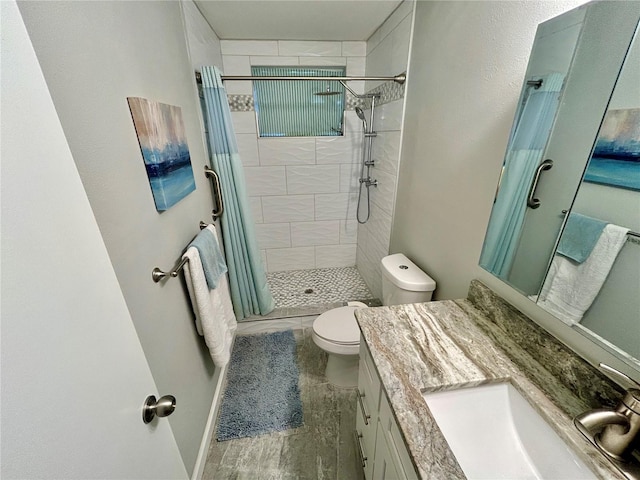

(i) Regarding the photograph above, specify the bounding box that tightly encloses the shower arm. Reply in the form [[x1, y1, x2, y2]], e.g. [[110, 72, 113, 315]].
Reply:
[[339, 81, 380, 99]]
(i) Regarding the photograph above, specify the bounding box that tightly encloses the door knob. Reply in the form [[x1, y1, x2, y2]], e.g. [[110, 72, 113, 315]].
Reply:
[[142, 394, 176, 424]]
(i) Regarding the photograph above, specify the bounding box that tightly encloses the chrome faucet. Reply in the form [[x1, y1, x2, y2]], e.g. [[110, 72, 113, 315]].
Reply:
[[574, 364, 640, 479]]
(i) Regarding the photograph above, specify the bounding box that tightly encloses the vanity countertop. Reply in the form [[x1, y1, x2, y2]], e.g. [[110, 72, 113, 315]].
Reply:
[[355, 295, 625, 479]]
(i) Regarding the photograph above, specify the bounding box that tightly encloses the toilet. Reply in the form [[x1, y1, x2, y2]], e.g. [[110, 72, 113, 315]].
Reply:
[[312, 253, 436, 387]]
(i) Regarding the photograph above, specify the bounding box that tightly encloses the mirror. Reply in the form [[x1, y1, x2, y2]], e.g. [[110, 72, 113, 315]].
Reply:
[[479, 1, 640, 367], [538, 28, 640, 363]]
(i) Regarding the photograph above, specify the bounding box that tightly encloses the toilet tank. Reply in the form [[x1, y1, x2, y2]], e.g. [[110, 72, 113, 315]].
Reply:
[[381, 254, 436, 306]]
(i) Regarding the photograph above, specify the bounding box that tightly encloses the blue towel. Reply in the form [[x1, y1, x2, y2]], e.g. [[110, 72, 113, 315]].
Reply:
[[189, 228, 228, 289], [557, 213, 608, 264]]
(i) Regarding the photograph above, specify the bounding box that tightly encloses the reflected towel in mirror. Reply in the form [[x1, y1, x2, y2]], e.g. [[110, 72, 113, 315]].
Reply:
[[557, 213, 607, 264], [537, 223, 629, 325]]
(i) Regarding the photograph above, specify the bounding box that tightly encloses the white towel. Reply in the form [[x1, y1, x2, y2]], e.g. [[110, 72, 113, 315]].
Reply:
[[183, 225, 236, 367], [537, 223, 629, 325]]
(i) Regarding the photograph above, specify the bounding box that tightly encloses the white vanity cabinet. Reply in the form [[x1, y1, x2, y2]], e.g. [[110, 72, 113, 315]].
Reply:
[[356, 340, 419, 480], [355, 339, 381, 479]]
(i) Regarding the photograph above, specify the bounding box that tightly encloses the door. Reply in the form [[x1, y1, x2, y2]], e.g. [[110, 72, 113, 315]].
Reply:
[[1, 2, 187, 478]]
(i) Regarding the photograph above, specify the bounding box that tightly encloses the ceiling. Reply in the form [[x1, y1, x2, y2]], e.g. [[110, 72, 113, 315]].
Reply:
[[194, 1, 404, 41]]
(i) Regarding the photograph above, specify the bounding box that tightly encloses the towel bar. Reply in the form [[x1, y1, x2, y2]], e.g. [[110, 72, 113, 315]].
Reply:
[[152, 222, 208, 283]]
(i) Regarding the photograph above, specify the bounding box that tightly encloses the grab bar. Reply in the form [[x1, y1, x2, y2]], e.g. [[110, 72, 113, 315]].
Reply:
[[152, 222, 208, 283], [204, 166, 224, 221], [527, 159, 553, 209]]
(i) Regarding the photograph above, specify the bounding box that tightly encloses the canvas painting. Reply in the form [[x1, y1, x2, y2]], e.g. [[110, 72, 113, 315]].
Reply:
[[128, 97, 196, 211], [584, 108, 640, 191]]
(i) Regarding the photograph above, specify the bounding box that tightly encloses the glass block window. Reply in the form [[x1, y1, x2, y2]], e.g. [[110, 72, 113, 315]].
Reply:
[[252, 66, 345, 137]]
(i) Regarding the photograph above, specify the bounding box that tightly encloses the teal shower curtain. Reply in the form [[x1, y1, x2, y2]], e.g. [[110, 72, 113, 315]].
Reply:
[[201, 66, 275, 319], [480, 73, 564, 278]]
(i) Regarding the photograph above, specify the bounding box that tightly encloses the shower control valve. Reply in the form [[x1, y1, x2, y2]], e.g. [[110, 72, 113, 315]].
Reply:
[[359, 177, 378, 188]]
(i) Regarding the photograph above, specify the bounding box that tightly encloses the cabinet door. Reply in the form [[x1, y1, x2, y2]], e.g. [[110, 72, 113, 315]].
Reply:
[[357, 339, 382, 479], [372, 422, 403, 480], [356, 403, 375, 480], [379, 394, 419, 480], [358, 340, 381, 424]]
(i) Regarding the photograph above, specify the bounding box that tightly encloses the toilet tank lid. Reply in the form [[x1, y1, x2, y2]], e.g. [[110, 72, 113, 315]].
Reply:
[[381, 254, 436, 292]]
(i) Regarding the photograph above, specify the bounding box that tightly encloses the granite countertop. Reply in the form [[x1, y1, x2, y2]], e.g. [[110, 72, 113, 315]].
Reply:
[[355, 285, 625, 479]]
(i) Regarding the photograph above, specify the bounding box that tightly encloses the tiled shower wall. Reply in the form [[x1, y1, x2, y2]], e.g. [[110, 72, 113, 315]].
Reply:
[[222, 40, 367, 272], [356, 1, 415, 298]]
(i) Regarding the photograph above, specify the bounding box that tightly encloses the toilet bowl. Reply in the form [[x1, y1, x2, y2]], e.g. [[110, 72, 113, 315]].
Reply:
[[312, 301, 367, 387], [312, 253, 437, 387]]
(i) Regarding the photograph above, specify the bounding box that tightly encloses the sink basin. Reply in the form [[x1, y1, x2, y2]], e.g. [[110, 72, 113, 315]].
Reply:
[[423, 383, 596, 479]]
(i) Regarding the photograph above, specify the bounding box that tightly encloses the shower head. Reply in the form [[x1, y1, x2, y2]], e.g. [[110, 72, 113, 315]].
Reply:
[[314, 84, 342, 96], [355, 106, 368, 131]]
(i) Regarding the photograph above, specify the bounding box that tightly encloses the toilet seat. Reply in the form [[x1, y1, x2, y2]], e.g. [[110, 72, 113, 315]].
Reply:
[[312, 305, 362, 356]]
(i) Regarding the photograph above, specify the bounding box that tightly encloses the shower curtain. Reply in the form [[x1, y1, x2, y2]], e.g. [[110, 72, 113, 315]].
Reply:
[[480, 73, 564, 278], [201, 66, 275, 319]]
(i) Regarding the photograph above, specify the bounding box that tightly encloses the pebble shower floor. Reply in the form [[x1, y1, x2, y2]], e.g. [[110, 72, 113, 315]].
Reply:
[[267, 267, 373, 308]]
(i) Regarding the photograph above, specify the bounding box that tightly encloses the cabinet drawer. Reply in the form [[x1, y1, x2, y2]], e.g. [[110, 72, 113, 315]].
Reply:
[[358, 339, 381, 421]]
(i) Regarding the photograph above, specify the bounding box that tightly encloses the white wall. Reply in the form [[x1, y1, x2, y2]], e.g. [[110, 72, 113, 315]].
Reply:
[[356, 0, 414, 298], [17, 1, 223, 474], [220, 40, 367, 272]]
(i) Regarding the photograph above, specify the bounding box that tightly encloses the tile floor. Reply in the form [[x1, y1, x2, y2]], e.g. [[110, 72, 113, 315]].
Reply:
[[202, 328, 365, 480]]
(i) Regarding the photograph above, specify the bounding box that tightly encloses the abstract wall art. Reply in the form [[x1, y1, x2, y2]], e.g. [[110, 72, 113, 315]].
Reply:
[[584, 108, 640, 191], [128, 97, 196, 211]]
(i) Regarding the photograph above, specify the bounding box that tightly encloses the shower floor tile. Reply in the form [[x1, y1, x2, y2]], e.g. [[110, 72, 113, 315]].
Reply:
[[268, 267, 373, 308], [242, 267, 379, 322]]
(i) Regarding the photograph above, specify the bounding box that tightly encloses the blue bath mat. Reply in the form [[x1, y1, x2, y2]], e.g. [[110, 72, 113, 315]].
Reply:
[[216, 330, 303, 441]]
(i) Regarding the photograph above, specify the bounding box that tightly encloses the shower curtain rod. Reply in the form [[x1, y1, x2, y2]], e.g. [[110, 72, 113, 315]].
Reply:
[[195, 71, 406, 85]]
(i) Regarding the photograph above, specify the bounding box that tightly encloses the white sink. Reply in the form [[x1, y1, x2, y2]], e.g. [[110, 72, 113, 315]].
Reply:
[[422, 383, 596, 479]]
